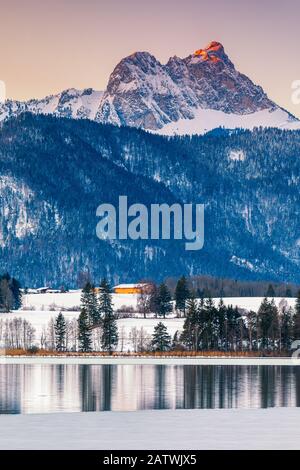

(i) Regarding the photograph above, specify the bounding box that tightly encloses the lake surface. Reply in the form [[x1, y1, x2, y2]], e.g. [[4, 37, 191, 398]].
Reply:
[[1, 364, 300, 414]]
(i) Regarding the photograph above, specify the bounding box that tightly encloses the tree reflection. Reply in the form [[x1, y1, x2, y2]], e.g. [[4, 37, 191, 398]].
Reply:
[[0, 364, 300, 414]]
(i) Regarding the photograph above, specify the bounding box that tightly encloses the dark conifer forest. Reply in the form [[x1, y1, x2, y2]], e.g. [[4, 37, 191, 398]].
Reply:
[[0, 113, 299, 287]]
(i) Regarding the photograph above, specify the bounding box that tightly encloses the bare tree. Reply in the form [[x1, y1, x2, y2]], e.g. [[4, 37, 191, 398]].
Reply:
[[137, 285, 152, 318], [46, 318, 56, 350], [40, 326, 47, 350], [129, 327, 139, 353], [0, 318, 35, 350], [118, 325, 127, 352], [68, 317, 79, 351], [137, 327, 151, 352], [129, 327, 151, 352]]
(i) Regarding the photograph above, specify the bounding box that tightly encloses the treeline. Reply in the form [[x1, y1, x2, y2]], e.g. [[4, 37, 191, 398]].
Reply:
[[136, 293, 300, 354], [137, 276, 300, 321], [3, 276, 300, 355], [165, 275, 299, 299], [0, 273, 22, 312], [177, 296, 299, 353], [5, 292, 300, 354]]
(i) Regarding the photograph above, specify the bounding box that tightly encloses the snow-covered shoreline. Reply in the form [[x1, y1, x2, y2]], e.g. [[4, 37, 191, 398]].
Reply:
[[1, 356, 299, 365], [1, 408, 300, 449]]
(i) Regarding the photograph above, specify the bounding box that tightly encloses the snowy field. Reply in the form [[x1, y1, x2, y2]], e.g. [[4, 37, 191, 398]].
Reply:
[[1, 408, 300, 449], [22, 291, 138, 311], [1, 313, 184, 349], [21, 292, 296, 313]]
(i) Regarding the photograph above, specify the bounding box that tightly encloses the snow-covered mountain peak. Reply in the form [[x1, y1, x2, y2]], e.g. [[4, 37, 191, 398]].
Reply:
[[1, 41, 300, 135], [98, 40, 298, 132], [0, 88, 103, 123]]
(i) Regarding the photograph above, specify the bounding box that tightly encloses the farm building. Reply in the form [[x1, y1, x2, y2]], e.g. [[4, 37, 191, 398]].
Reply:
[[113, 283, 151, 295]]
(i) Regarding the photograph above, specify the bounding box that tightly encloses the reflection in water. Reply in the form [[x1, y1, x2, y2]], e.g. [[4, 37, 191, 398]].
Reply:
[[0, 364, 300, 415]]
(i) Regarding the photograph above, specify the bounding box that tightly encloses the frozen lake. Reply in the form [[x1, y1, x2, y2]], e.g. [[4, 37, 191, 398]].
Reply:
[[1, 363, 300, 415]]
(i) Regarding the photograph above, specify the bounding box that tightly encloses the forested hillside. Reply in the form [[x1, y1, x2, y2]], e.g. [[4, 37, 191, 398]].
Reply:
[[0, 113, 299, 287]]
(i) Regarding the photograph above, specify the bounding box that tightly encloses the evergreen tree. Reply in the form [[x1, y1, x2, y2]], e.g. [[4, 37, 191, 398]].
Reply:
[[78, 308, 92, 352], [181, 297, 199, 351], [285, 287, 293, 298], [226, 305, 240, 351], [294, 290, 300, 340], [247, 310, 258, 352], [257, 298, 271, 350], [257, 298, 279, 351], [196, 297, 206, 350], [269, 299, 279, 350], [203, 288, 212, 298], [99, 279, 118, 354], [80, 282, 100, 325], [157, 283, 173, 319], [202, 297, 218, 350], [266, 284, 276, 297], [217, 299, 227, 350], [151, 322, 171, 352], [175, 276, 190, 317], [10, 277, 22, 310], [280, 307, 294, 352], [0, 277, 13, 312], [148, 284, 160, 317], [54, 312, 66, 352]]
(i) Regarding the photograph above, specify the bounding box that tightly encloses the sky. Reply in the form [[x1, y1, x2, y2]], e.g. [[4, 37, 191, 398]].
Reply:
[[1, 0, 300, 117]]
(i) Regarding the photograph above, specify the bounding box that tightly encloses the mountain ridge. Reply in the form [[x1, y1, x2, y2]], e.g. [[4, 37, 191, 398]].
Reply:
[[1, 41, 299, 135]]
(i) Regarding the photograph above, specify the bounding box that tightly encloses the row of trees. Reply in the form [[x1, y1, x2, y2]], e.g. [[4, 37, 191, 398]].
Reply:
[[166, 275, 300, 299], [138, 276, 300, 324], [122, 294, 300, 354], [0, 318, 35, 350], [179, 296, 300, 353], [43, 317, 172, 354], [2, 274, 300, 354], [49, 293, 300, 354]]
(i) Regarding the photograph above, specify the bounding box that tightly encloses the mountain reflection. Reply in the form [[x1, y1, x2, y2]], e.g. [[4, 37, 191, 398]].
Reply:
[[0, 364, 299, 415]]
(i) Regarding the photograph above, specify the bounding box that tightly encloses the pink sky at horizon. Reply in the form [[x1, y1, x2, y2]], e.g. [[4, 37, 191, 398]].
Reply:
[[1, 0, 300, 117]]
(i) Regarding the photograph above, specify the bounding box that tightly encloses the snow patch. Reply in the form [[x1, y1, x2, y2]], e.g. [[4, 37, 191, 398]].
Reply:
[[155, 107, 300, 136], [230, 255, 258, 272], [229, 150, 246, 161]]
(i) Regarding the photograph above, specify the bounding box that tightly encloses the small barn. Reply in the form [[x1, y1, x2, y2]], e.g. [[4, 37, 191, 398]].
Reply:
[[113, 283, 150, 295]]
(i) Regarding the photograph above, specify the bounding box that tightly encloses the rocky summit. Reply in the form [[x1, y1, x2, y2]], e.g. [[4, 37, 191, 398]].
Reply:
[[1, 42, 299, 135]]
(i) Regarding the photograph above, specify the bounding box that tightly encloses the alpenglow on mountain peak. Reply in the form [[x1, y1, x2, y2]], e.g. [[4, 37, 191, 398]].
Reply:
[[194, 40, 226, 62], [97, 40, 299, 133], [0, 41, 299, 135]]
